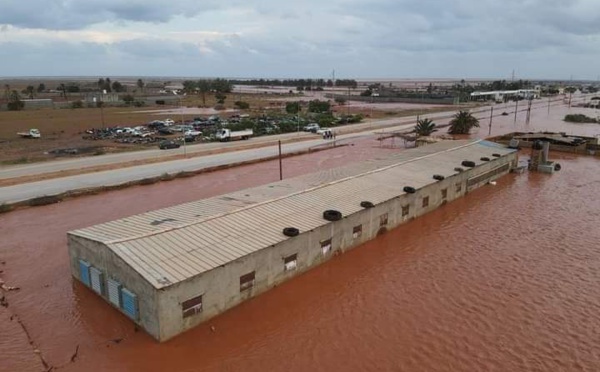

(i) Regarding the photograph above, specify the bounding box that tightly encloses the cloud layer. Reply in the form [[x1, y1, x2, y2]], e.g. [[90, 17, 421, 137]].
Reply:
[[1, 0, 599, 79]]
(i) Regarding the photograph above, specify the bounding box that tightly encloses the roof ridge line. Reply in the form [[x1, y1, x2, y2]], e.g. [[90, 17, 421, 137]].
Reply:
[[105, 140, 481, 245]]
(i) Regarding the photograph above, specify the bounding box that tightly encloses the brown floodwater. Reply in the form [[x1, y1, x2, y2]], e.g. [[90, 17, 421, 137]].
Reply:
[[2, 112, 600, 371]]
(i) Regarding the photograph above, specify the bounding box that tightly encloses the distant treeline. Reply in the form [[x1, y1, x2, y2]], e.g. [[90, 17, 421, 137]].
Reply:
[[228, 78, 358, 89], [182, 78, 233, 93]]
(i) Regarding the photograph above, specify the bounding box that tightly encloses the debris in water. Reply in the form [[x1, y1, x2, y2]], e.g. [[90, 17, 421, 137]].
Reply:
[[70, 345, 79, 363], [0, 279, 20, 291]]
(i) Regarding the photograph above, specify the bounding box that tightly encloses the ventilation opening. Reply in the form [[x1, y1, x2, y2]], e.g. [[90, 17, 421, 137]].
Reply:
[[150, 218, 177, 226]]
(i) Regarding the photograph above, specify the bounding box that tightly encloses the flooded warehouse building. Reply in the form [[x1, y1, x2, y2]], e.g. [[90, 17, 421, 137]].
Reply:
[[67, 139, 518, 341]]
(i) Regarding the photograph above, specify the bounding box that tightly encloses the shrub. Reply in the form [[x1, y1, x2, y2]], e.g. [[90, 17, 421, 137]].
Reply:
[[0, 204, 14, 214], [71, 100, 84, 109], [28, 195, 62, 206], [564, 114, 597, 123], [234, 101, 250, 109]]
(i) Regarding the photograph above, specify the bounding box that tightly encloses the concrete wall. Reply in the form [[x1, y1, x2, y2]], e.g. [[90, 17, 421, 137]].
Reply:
[[153, 152, 517, 341], [327, 94, 458, 105], [67, 234, 160, 339]]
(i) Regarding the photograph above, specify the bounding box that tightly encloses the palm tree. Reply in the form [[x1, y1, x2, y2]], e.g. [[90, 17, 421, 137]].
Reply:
[[448, 111, 480, 134], [198, 80, 210, 107], [414, 118, 437, 136], [136, 79, 145, 94]]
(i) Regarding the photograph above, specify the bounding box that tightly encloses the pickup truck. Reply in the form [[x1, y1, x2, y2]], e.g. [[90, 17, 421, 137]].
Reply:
[[17, 129, 41, 138], [215, 128, 253, 142]]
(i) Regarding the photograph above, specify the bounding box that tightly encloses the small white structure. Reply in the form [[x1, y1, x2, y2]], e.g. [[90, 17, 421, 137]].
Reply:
[[470, 89, 540, 102]]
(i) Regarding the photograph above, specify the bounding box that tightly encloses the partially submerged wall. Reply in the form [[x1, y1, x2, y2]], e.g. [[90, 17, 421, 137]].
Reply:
[[153, 151, 517, 341]]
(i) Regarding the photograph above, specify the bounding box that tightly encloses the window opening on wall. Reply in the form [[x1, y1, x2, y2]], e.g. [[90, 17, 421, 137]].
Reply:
[[240, 271, 255, 292], [284, 254, 298, 271], [182, 295, 203, 318], [321, 239, 332, 255], [380, 213, 388, 226], [353, 225, 363, 239], [441, 188, 448, 199], [456, 183, 462, 193], [402, 205, 410, 217], [422, 196, 430, 208]]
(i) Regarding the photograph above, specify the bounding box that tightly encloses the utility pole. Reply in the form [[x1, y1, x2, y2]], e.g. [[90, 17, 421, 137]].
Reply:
[[99, 97, 105, 130], [525, 98, 532, 126], [568, 92, 572, 108], [346, 87, 350, 117], [178, 94, 187, 158], [296, 102, 301, 135], [488, 106, 493, 136], [278, 140, 283, 181], [547, 97, 551, 115], [514, 98, 519, 125]]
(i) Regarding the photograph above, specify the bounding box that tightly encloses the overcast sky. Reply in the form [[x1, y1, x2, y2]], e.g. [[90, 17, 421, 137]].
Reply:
[[1, 0, 599, 80]]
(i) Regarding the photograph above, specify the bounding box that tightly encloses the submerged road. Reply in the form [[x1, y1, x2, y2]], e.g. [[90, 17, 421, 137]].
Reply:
[[0, 111, 457, 181], [1, 97, 591, 204], [0, 122, 416, 204]]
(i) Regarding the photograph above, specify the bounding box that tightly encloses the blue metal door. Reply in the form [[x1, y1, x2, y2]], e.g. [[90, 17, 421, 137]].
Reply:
[[121, 288, 138, 320], [79, 260, 91, 287]]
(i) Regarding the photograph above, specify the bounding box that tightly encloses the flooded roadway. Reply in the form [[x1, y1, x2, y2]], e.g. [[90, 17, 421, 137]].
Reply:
[[1, 105, 600, 371]]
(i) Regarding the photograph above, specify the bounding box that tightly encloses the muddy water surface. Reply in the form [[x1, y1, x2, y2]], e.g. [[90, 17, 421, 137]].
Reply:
[[2, 119, 600, 371]]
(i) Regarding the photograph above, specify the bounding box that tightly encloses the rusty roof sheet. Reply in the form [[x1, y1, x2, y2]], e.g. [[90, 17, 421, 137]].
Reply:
[[70, 139, 514, 288]]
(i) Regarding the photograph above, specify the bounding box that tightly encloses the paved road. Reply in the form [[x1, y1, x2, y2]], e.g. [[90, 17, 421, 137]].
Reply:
[[0, 111, 458, 181], [0, 121, 421, 204]]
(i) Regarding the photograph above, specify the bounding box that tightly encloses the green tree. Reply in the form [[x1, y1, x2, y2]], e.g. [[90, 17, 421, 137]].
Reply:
[[37, 83, 46, 93], [564, 87, 577, 94], [71, 100, 84, 109], [308, 100, 331, 113], [234, 101, 250, 109], [65, 83, 80, 93], [197, 80, 211, 106], [122, 94, 135, 105], [286, 102, 300, 114], [183, 80, 198, 93], [112, 81, 125, 92], [334, 97, 346, 105], [7, 90, 25, 111], [215, 92, 227, 104], [136, 79, 145, 93], [448, 111, 480, 134], [24, 85, 35, 99], [58, 83, 68, 100], [211, 78, 232, 93], [414, 118, 437, 136]]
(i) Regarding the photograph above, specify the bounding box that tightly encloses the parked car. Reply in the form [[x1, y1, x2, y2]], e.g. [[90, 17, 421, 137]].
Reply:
[[158, 127, 174, 135], [303, 123, 320, 133], [158, 140, 181, 149]]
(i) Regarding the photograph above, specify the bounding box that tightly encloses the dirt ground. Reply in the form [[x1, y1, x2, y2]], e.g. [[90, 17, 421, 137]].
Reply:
[[0, 79, 457, 164]]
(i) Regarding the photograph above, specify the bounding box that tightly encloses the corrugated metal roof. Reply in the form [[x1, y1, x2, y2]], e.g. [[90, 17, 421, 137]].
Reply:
[[70, 139, 515, 289]]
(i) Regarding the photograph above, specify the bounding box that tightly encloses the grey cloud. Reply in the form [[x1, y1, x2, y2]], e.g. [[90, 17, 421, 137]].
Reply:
[[1, 0, 600, 78], [0, 0, 231, 30]]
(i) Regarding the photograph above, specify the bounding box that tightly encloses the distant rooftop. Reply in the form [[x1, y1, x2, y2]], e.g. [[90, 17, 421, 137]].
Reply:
[[70, 139, 514, 289]]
